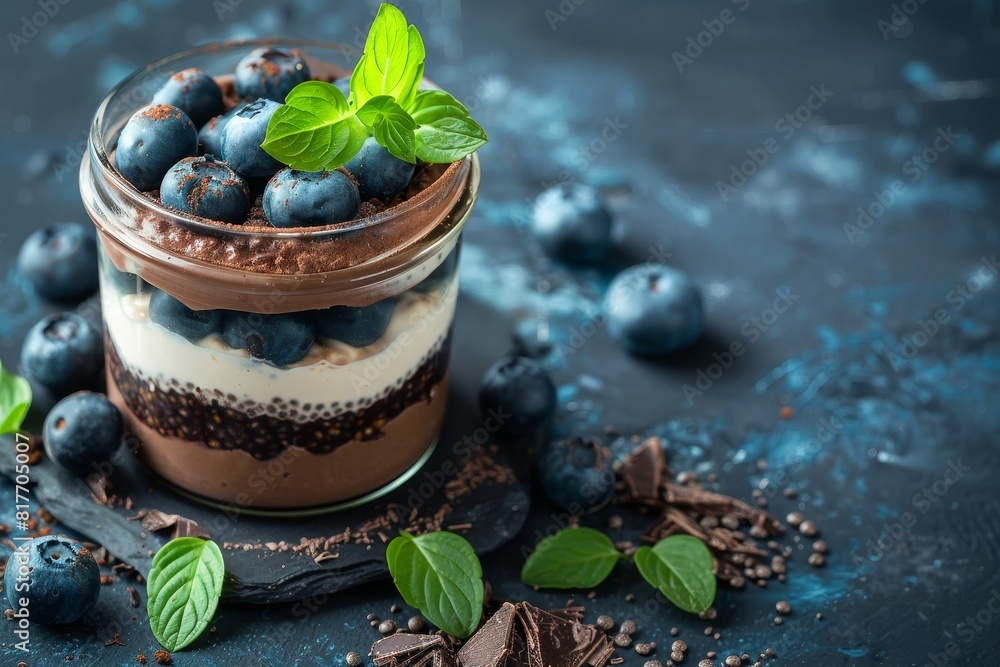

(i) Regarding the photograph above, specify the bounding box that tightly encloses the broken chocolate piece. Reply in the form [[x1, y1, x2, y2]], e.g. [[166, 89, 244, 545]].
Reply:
[[459, 602, 518, 667], [371, 634, 450, 667], [620, 436, 665, 503], [128, 509, 211, 540]]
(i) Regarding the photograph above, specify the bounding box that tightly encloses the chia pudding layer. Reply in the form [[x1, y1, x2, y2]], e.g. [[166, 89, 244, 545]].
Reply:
[[81, 40, 481, 509]]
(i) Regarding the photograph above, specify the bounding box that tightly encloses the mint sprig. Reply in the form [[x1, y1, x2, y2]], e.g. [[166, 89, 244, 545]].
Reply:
[[521, 527, 625, 589], [520, 528, 717, 614], [386, 531, 484, 638], [261, 3, 487, 170], [147, 537, 225, 652], [0, 362, 32, 435]]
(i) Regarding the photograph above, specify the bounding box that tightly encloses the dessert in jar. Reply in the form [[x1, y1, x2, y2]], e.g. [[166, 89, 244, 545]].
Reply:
[[79, 35, 484, 512]]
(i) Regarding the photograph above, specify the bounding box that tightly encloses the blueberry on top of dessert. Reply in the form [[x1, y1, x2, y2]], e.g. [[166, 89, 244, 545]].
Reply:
[[234, 47, 311, 102], [263, 168, 360, 228], [160, 155, 251, 224], [198, 104, 242, 157], [344, 136, 417, 201], [115, 104, 198, 191], [221, 98, 284, 179], [152, 67, 225, 126]]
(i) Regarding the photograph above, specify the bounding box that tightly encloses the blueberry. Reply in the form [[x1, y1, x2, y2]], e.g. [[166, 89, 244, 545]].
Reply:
[[531, 183, 613, 264], [413, 243, 461, 294], [43, 391, 123, 476], [344, 136, 416, 201], [198, 105, 241, 157], [478, 356, 556, 437], [160, 155, 251, 224], [604, 264, 703, 355], [20, 313, 103, 394], [538, 436, 615, 514], [152, 68, 224, 126], [222, 311, 316, 367], [148, 289, 222, 341], [316, 298, 394, 347], [114, 104, 199, 191], [16, 223, 99, 302], [3, 536, 100, 625], [221, 99, 284, 178], [263, 168, 360, 228], [234, 47, 310, 102]]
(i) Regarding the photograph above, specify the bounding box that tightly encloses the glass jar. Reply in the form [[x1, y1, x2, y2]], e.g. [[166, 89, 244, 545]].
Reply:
[[79, 39, 479, 513]]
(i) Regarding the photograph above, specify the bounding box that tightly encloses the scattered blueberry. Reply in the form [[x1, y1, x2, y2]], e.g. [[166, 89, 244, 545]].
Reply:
[[152, 68, 224, 126], [16, 223, 99, 302], [43, 392, 123, 476], [222, 311, 316, 366], [539, 436, 615, 514], [198, 105, 242, 157], [221, 99, 284, 178], [263, 168, 360, 227], [3, 535, 101, 625], [531, 183, 614, 264], [413, 243, 460, 294], [160, 155, 251, 224], [148, 289, 222, 341], [234, 47, 310, 102], [478, 356, 556, 437], [114, 104, 198, 191], [344, 136, 416, 201], [316, 298, 394, 347], [20, 313, 103, 394], [604, 264, 703, 355]]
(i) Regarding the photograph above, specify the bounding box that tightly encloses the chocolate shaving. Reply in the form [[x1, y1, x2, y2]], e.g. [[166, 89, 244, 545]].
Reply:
[[88, 475, 111, 506], [128, 509, 211, 540], [460, 602, 614, 667]]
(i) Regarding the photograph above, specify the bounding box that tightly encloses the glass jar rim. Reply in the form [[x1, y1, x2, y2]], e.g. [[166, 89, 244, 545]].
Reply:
[[88, 37, 470, 241]]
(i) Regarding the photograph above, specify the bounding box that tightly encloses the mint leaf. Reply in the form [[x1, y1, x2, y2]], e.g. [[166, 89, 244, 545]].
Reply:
[[357, 96, 418, 163], [147, 537, 225, 652], [350, 3, 425, 111], [386, 531, 484, 638], [0, 362, 32, 435], [409, 90, 488, 163], [521, 527, 624, 589], [634, 535, 716, 614], [261, 81, 368, 170]]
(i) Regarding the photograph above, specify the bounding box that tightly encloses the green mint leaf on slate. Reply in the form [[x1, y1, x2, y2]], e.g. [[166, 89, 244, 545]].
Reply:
[[634, 535, 716, 614], [147, 537, 225, 652], [357, 95, 418, 163], [0, 362, 32, 435], [261, 81, 369, 170], [350, 3, 425, 111], [408, 90, 488, 163], [386, 531, 484, 638], [520, 527, 625, 589]]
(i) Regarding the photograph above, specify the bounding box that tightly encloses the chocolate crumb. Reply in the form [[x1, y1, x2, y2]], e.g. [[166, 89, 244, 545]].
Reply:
[[725, 656, 741, 667], [808, 553, 826, 567], [104, 634, 127, 647], [672, 640, 687, 652], [137, 655, 147, 665], [635, 642, 655, 656], [346, 652, 362, 666], [698, 607, 717, 620], [785, 512, 804, 528], [608, 515, 624, 530], [127, 587, 139, 608], [645, 662, 664, 667], [390, 603, 400, 613], [813, 539, 828, 553], [670, 628, 679, 637], [773, 616, 783, 625], [153, 649, 171, 665], [816, 612, 824, 620], [698, 660, 714, 667], [765, 648, 777, 658], [671, 652, 685, 662], [407, 615, 426, 633], [798, 520, 818, 537], [707, 652, 716, 659], [625, 593, 636, 602], [775, 601, 791, 615], [596, 615, 615, 632], [614, 632, 633, 648], [610, 659, 624, 666], [620, 619, 636, 635], [378, 620, 396, 635]]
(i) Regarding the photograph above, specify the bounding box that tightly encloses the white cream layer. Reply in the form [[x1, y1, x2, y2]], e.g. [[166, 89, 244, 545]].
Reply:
[[102, 284, 456, 412]]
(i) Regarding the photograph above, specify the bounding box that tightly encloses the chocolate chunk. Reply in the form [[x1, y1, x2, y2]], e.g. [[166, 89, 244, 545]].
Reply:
[[459, 602, 518, 667], [371, 634, 449, 667], [517, 603, 615, 667], [620, 437, 664, 502], [128, 509, 211, 540]]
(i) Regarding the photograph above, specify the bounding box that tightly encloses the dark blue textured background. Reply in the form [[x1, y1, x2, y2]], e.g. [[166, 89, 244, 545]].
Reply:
[[2, 0, 1000, 665]]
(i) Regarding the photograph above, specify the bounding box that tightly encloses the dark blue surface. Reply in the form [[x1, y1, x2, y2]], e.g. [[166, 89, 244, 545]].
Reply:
[[2, 0, 1000, 665]]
